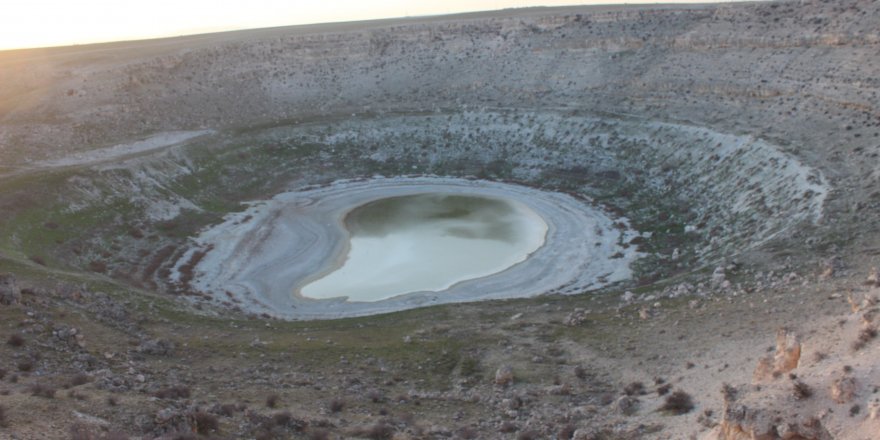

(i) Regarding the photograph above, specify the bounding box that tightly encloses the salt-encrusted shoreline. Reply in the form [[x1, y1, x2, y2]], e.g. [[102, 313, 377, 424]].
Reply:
[[185, 177, 642, 319]]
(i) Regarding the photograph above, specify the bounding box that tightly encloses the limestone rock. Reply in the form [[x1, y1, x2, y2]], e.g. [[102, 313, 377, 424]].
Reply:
[[494, 366, 514, 386], [710, 404, 832, 440], [138, 338, 176, 356], [614, 395, 640, 416], [711, 266, 726, 286], [773, 328, 801, 373], [867, 267, 880, 287], [830, 376, 856, 404], [563, 308, 588, 326], [818, 256, 843, 280], [753, 328, 801, 382], [0, 273, 21, 305], [868, 398, 880, 420]]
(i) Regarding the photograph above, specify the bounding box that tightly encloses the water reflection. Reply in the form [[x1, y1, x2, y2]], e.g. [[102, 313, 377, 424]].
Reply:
[[300, 193, 547, 301]]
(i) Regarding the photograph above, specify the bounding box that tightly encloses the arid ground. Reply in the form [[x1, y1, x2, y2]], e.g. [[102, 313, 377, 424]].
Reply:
[[1, 0, 879, 439]]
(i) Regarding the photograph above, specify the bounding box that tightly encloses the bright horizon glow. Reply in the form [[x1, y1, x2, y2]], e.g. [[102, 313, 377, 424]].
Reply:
[[0, 0, 733, 51]]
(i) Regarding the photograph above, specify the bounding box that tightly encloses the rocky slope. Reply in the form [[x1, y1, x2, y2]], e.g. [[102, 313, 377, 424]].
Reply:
[[0, 0, 879, 439]]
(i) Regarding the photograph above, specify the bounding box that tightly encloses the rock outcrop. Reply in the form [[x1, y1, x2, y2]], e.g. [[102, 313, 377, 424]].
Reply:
[[752, 328, 800, 382], [0, 274, 21, 305]]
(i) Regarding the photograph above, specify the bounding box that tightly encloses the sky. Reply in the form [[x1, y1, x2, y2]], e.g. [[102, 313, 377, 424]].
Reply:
[[0, 0, 729, 51]]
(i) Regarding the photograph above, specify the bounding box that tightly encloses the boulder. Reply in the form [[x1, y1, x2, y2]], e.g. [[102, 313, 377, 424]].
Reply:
[[0, 274, 21, 305], [830, 376, 857, 404], [494, 366, 514, 386], [753, 328, 800, 382]]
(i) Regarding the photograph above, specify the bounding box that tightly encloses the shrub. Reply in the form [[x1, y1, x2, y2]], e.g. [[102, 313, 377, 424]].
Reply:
[[657, 384, 672, 396], [17, 360, 34, 372], [661, 390, 694, 415], [153, 385, 191, 399], [459, 357, 481, 376], [266, 393, 280, 408], [557, 424, 576, 440], [793, 380, 813, 399], [0, 404, 7, 427], [30, 383, 56, 398], [193, 411, 219, 435], [361, 422, 394, 440], [88, 261, 107, 273], [329, 398, 345, 413], [853, 326, 878, 350], [366, 390, 385, 403], [307, 428, 330, 440], [6, 334, 25, 347], [624, 381, 645, 396], [215, 403, 239, 417], [69, 373, 91, 387]]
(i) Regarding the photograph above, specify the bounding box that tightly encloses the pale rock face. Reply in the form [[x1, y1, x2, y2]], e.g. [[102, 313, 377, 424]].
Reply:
[[0, 273, 21, 305], [494, 366, 514, 387], [752, 328, 800, 382], [830, 376, 857, 404], [867, 267, 879, 287]]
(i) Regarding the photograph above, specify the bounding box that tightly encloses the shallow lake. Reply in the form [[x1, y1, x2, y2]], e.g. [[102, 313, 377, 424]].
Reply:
[[300, 193, 548, 301]]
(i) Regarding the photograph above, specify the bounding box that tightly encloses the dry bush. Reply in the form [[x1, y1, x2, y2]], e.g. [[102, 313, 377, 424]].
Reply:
[[661, 390, 694, 415], [6, 334, 25, 347], [17, 359, 36, 373], [793, 380, 813, 400], [153, 385, 191, 399], [351, 422, 394, 440], [329, 398, 345, 413], [557, 424, 576, 440], [214, 403, 240, 417], [517, 431, 540, 440], [853, 326, 878, 351], [266, 393, 280, 408], [455, 426, 478, 439], [657, 383, 672, 396], [624, 381, 645, 396], [193, 411, 219, 435], [88, 261, 107, 273], [30, 383, 56, 398], [307, 429, 330, 440], [498, 421, 518, 433], [69, 373, 91, 387]]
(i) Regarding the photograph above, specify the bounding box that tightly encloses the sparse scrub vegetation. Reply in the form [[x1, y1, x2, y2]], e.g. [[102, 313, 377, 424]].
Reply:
[[193, 411, 219, 435], [68, 373, 91, 387], [266, 393, 280, 408], [6, 333, 25, 347], [17, 360, 34, 372], [660, 390, 694, 415], [30, 383, 56, 398], [329, 397, 345, 413], [853, 326, 877, 350], [793, 380, 813, 399], [153, 385, 191, 399]]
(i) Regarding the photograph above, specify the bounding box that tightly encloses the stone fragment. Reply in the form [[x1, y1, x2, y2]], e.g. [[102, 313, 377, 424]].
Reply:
[[0, 274, 21, 305], [753, 328, 800, 382], [867, 267, 879, 287], [494, 366, 514, 386], [830, 376, 856, 404], [614, 395, 639, 416]]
